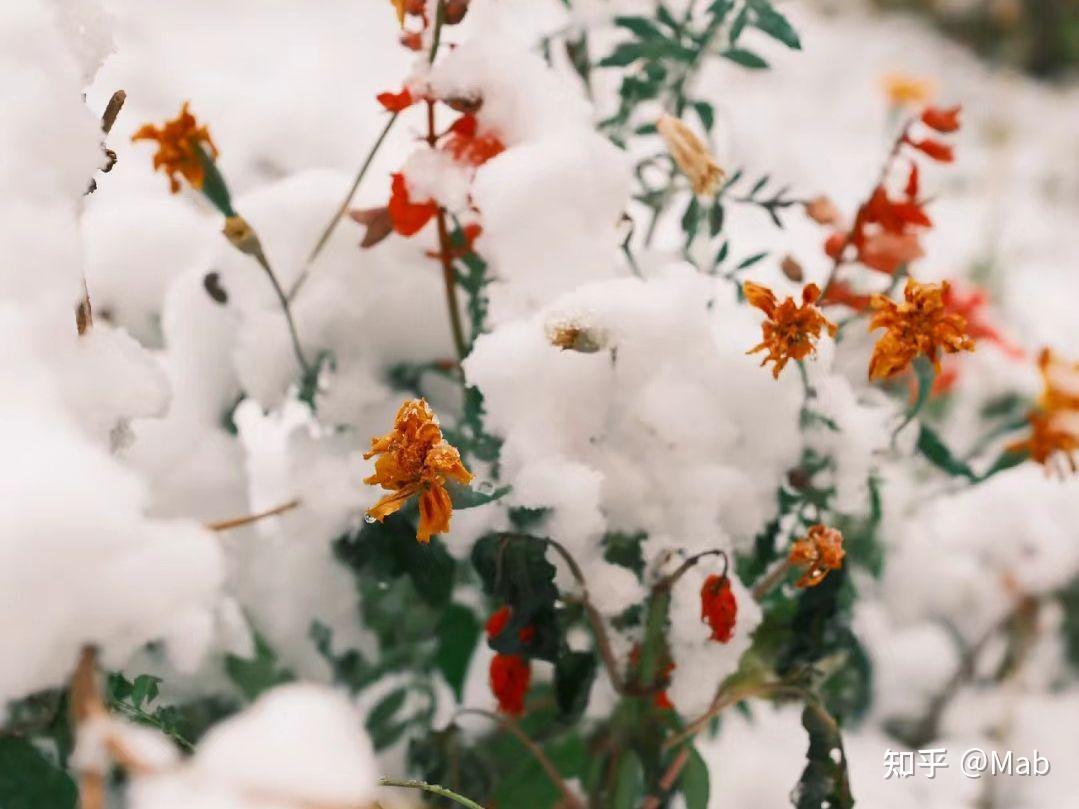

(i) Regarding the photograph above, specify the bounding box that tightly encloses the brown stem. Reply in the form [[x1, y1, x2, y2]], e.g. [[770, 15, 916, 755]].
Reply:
[[544, 538, 627, 695], [820, 120, 912, 298], [641, 746, 690, 809], [424, 99, 468, 362], [663, 680, 804, 750], [456, 709, 583, 809], [657, 549, 728, 591], [206, 498, 302, 532], [751, 558, 793, 601]]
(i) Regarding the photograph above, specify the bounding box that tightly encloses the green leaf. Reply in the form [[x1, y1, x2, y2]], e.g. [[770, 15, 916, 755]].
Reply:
[[225, 633, 293, 701], [681, 195, 701, 237], [916, 425, 977, 480], [680, 746, 710, 809], [402, 535, 456, 609], [722, 48, 769, 69], [0, 738, 77, 809], [709, 200, 726, 237], [437, 604, 481, 702], [1059, 574, 1079, 674], [693, 100, 716, 132], [614, 16, 663, 40], [753, 3, 802, 50], [612, 751, 645, 809], [599, 42, 647, 68], [730, 6, 750, 42], [553, 651, 597, 721], [194, 144, 236, 217], [603, 531, 647, 581], [365, 687, 409, 750], [451, 483, 511, 510], [130, 674, 162, 710], [736, 251, 768, 270]]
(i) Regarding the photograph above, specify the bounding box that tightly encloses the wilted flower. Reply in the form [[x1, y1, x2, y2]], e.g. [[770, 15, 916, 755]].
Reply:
[[921, 105, 961, 133], [781, 255, 805, 282], [656, 114, 724, 196], [131, 102, 218, 193], [744, 282, 837, 379], [700, 574, 737, 643], [442, 114, 505, 166], [544, 318, 607, 353], [1007, 349, 1079, 476], [868, 279, 975, 380], [363, 398, 472, 542], [788, 525, 845, 588], [489, 653, 530, 715]]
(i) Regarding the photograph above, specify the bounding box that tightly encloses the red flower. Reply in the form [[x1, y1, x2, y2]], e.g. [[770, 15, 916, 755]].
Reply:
[[387, 173, 438, 236], [921, 105, 961, 133], [443, 114, 505, 166], [942, 282, 1023, 359], [486, 606, 511, 639], [700, 574, 737, 643], [376, 87, 415, 113], [821, 279, 872, 312], [489, 653, 530, 715], [906, 137, 954, 163]]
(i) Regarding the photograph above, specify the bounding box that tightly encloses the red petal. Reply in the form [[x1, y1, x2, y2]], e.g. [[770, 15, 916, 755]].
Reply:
[[921, 105, 961, 133], [376, 88, 414, 113]]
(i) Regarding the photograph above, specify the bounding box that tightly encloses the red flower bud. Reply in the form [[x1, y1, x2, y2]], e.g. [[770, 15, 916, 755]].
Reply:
[[908, 138, 954, 163], [700, 574, 737, 643], [485, 606, 511, 639]]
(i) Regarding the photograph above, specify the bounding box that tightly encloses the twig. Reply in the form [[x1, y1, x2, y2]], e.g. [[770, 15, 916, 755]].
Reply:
[[206, 498, 301, 532], [664, 680, 804, 750], [289, 112, 399, 301], [820, 120, 912, 298], [641, 746, 689, 809], [378, 778, 484, 809], [544, 538, 627, 695], [455, 709, 584, 809]]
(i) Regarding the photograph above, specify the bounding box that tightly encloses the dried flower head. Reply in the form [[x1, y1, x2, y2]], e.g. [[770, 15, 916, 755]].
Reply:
[[868, 279, 974, 380], [880, 72, 935, 107], [131, 102, 218, 193], [364, 398, 472, 542], [804, 196, 841, 226], [788, 525, 845, 588], [544, 317, 607, 353], [489, 653, 530, 715], [389, 0, 406, 25], [656, 114, 724, 196], [744, 282, 837, 379], [1007, 410, 1079, 477], [700, 574, 737, 643]]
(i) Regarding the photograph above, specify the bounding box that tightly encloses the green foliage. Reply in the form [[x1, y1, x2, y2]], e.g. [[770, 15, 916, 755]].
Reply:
[[791, 701, 854, 809], [225, 633, 294, 702], [0, 738, 77, 809], [1059, 574, 1079, 674], [436, 604, 482, 702], [603, 530, 647, 580], [680, 746, 711, 809], [554, 651, 597, 721]]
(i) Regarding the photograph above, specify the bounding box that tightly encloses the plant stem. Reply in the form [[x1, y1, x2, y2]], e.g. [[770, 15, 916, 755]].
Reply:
[[751, 558, 792, 601], [820, 120, 912, 298], [206, 498, 301, 532], [454, 710, 584, 809], [253, 248, 311, 376], [545, 538, 627, 694], [289, 112, 400, 301], [378, 778, 485, 809]]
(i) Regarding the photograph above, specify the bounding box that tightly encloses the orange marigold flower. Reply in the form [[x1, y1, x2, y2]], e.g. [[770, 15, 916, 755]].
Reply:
[[131, 101, 218, 194], [867, 279, 974, 380], [364, 398, 472, 543], [700, 574, 737, 643], [788, 525, 845, 589], [1037, 348, 1079, 412], [489, 653, 530, 715], [1007, 410, 1079, 478], [921, 105, 961, 133], [745, 282, 837, 379], [387, 173, 439, 237]]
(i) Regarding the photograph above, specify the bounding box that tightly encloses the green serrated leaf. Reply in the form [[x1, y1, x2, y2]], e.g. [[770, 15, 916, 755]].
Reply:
[[225, 634, 293, 701]]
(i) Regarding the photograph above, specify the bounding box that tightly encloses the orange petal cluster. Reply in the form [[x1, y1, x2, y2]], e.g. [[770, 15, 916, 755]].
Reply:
[[788, 525, 846, 589], [1007, 349, 1079, 476], [363, 398, 472, 542], [131, 102, 218, 193], [700, 574, 737, 643], [745, 282, 837, 379], [868, 279, 974, 380]]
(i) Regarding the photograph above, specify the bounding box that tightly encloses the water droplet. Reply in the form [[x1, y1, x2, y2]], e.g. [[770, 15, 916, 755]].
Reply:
[[363, 513, 376, 524]]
